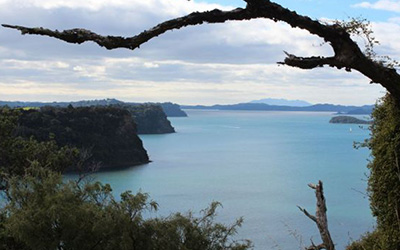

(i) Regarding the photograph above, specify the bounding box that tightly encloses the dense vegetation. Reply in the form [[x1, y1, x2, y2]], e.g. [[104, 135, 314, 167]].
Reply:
[[0, 100, 179, 134], [0, 108, 79, 187], [0, 99, 188, 117], [119, 104, 175, 134], [347, 94, 400, 249], [0, 106, 251, 250], [158, 102, 188, 117], [13, 106, 149, 170]]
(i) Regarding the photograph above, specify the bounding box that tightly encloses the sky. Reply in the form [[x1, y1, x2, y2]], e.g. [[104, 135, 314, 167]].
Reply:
[[1, 0, 400, 105]]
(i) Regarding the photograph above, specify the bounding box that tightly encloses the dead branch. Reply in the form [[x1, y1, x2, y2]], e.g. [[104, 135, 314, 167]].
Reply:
[[298, 180, 335, 250]]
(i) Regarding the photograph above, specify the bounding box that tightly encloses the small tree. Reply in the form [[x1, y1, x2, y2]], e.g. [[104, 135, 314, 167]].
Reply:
[[1, 166, 251, 250]]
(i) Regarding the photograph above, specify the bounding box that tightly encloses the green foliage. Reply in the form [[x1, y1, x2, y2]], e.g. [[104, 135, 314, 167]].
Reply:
[[14, 105, 149, 169], [0, 107, 79, 188], [0, 166, 251, 250], [367, 94, 400, 248], [346, 230, 383, 250], [348, 94, 400, 249], [121, 104, 175, 134]]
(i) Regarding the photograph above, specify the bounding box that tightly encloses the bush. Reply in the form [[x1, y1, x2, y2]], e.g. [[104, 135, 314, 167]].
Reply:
[[0, 167, 251, 250]]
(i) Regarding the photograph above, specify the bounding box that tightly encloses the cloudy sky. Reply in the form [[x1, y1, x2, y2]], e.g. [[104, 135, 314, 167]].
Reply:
[[1, 0, 399, 105]]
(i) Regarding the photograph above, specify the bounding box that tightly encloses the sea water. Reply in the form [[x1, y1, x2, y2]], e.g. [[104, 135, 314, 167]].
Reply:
[[85, 110, 374, 249]]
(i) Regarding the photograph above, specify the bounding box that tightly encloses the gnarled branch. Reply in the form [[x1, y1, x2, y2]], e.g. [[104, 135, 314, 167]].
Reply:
[[280, 52, 345, 70], [3, 0, 400, 100], [298, 181, 335, 250], [3, 8, 252, 50]]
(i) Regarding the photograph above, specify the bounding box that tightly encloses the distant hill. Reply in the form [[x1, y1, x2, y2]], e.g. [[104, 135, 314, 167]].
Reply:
[[250, 98, 312, 107], [346, 106, 374, 114], [181, 103, 374, 114]]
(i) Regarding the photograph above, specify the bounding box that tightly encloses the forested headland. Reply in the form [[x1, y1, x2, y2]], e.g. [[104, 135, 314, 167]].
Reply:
[[0, 99, 188, 117], [10, 105, 150, 170]]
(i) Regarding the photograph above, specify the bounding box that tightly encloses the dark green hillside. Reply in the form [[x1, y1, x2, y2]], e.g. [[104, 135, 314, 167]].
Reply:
[[0, 99, 188, 117], [0, 99, 184, 133], [158, 102, 187, 117], [122, 104, 175, 134], [16, 106, 149, 169]]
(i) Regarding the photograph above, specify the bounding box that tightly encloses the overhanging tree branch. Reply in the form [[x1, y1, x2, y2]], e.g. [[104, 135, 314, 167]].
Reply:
[[3, 8, 252, 50], [3, 0, 400, 99], [280, 52, 345, 70]]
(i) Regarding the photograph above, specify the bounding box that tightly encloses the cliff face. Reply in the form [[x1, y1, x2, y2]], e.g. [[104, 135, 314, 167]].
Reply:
[[159, 103, 187, 117], [125, 104, 175, 134], [16, 106, 149, 170]]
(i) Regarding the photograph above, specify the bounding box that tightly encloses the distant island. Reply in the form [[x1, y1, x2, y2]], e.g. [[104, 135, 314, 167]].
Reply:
[[329, 116, 372, 124], [181, 103, 374, 114]]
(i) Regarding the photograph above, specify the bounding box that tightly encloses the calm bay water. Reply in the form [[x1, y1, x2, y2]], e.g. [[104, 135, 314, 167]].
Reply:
[[80, 110, 375, 249]]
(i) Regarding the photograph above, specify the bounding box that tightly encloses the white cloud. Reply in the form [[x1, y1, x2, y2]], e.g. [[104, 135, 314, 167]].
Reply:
[[0, 55, 385, 105], [143, 62, 160, 68], [369, 21, 400, 59], [353, 0, 400, 12], [1, 59, 70, 70], [388, 17, 400, 23], [1, 0, 231, 14], [0, 0, 389, 105], [210, 19, 331, 57]]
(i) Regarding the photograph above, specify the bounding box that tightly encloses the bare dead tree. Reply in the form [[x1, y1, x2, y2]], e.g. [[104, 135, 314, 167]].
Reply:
[[3, 0, 400, 100], [298, 181, 335, 250]]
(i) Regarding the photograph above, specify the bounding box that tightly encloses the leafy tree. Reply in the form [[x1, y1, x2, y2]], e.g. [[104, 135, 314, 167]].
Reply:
[[0, 107, 79, 189], [0, 166, 251, 250], [120, 104, 175, 134]]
